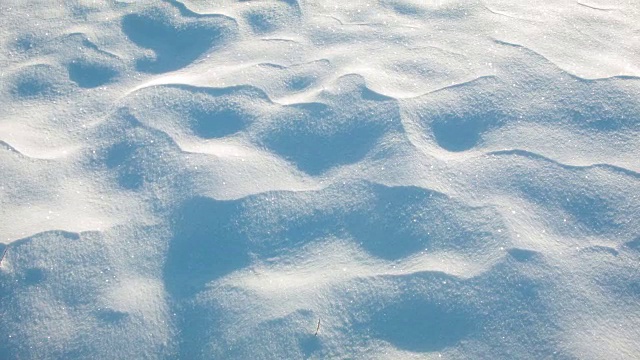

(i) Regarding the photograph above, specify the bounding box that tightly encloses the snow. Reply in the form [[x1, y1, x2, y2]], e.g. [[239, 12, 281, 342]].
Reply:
[[1, 0, 639, 359]]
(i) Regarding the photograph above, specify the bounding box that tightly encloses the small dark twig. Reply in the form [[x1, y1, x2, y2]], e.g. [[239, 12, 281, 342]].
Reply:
[[314, 318, 321, 336], [0, 246, 8, 267], [577, 1, 615, 11]]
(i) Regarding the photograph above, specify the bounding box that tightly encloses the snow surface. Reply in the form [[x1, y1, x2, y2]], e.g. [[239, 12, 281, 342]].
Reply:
[[1, 0, 639, 359]]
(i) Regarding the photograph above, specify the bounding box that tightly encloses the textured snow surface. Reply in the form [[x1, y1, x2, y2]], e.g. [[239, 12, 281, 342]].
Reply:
[[1, 0, 639, 359]]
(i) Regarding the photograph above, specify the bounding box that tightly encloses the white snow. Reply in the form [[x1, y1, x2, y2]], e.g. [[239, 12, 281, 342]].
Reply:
[[1, 0, 639, 359]]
